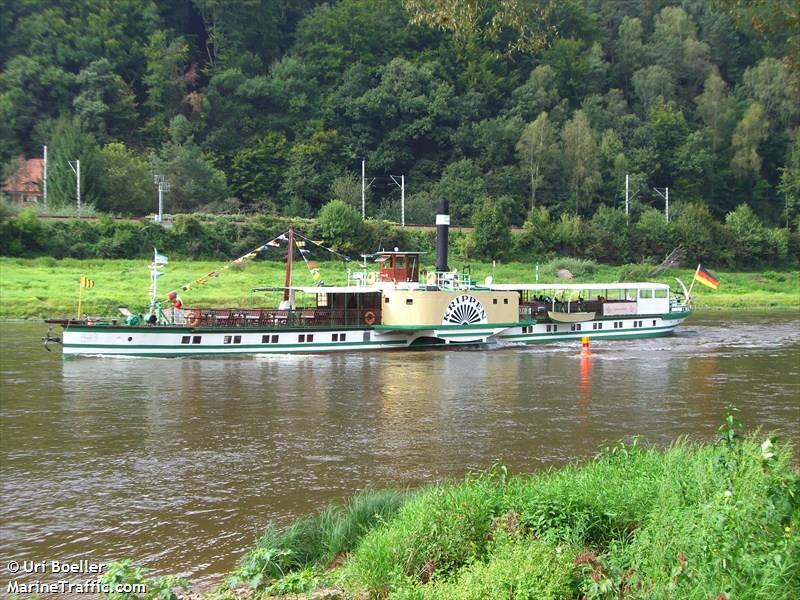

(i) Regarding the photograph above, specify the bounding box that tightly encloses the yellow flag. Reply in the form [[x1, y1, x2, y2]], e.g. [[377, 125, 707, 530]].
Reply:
[[80, 276, 95, 289]]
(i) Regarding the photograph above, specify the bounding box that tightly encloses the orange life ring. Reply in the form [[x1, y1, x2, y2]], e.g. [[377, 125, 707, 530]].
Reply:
[[186, 310, 201, 326], [363, 310, 377, 326]]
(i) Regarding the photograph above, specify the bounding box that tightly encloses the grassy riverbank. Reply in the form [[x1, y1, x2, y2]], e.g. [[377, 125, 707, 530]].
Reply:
[[196, 424, 799, 600], [0, 257, 797, 319]]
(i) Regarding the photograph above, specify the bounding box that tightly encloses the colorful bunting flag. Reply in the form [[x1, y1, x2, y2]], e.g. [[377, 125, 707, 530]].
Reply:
[[80, 276, 95, 289], [208, 271, 219, 278], [267, 240, 280, 247], [154, 252, 169, 265]]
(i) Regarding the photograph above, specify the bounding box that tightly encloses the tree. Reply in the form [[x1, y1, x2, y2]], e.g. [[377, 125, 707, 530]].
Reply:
[[94, 143, 152, 215], [280, 128, 347, 215], [632, 66, 675, 116], [741, 58, 799, 130], [151, 116, 229, 212], [47, 117, 99, 211], [543, 39, 607, 104], [317, 199, 365, 255], [230, 132, 289, 208], [470, 197, 511, 260], [516, 112, 557, 211], [506, 65, 561, 122], [560, 110, 600, 214], [778, 130, 800, 229], [614, 16, 644, 92], [649, 6, 711, 98], [725, 203, 772, 265], [402, 0, 560, 55], [73, 59, 138, 143], [433, 159, 487, 224], [634, 207, 674, 259], [142, 30, 189, 143], [731, 103, 769, 181], [588, 204, 629, 263], [694, 70, 736, 155]]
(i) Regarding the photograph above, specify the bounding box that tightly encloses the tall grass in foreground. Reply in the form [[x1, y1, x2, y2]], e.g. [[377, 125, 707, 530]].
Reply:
[[225, 488, 407, 591], [223, 421, 799, 600]]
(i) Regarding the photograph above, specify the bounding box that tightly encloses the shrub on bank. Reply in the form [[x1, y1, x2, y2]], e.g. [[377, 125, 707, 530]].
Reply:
[[0, 208, 797, 268], [223, 424, 798, 600]]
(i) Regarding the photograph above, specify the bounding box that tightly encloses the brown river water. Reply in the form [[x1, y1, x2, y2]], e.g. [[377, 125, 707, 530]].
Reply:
[[1, 313, 799, 595]]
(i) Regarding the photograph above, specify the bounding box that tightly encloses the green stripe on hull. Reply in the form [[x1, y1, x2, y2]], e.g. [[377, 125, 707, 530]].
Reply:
[[499, 326, 678, 343]]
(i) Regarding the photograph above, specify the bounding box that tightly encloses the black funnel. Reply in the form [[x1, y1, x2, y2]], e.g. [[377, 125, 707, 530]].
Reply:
[[436, 200, 449, 272]]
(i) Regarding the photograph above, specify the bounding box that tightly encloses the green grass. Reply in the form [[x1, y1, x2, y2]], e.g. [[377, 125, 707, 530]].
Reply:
[[221, 430, 799, 600], [224, 488, 407, 591], [0, 256, 797, 318]]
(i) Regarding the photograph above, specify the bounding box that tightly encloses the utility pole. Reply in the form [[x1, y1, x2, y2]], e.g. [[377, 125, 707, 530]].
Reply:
[[68, 159, 81, 218], [390, 174, 405, 226], [42, 145, 47, 211], [361, 159, 366, 220], [153, 174, 169, 223], [653, 187, 669, 222], [625, 173, 629, 223]]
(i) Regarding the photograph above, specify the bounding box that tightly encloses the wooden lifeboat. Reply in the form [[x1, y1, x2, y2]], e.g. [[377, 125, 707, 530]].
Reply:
[[547, 311, 596, 323]]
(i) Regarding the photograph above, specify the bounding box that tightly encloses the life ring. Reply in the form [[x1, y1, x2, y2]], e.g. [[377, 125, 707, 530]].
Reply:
[[363, 310, 377, 326], [366, 272, 376, 285], [186, 310, 201, 326], [426, 272, 437, 285]]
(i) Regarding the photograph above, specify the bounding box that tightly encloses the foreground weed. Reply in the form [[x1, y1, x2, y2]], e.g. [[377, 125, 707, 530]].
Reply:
[[100, 560, 187, 600]]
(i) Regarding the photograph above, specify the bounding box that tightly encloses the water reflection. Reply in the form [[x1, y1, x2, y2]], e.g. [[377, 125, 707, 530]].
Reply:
[[1, 314, 799, 594]]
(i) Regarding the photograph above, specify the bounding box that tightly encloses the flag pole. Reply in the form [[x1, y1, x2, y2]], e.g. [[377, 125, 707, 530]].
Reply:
[[77, 277, 84, 319], [686, 264, 700, 300]]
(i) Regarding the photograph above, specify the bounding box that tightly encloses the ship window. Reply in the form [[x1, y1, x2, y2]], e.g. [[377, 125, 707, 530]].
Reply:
[[317, 293, 328, 307], [363, 331, 370, 342], [192, 336, 202, 344], [385, 297, 390, 303], [504, 298, 509, 304], [181, 336, 190, 344], [299, 334, 305, 342], [340, 333, 346, 341], [332, 333, 338, 341], [406, 298, 413, 305], [307, 334, 314, 342], [640, 289, 654, 299], [493, 298, 498, 304], [261, 335, 269, 343], [224, 335, 232, 344], [654, 289, 668, 298], [546, 325, 551, 332], [598, 323, 603, 329], [234, 335, 242, 344], [271, 335, 278, 343], [396, 256, 406, 268], [652, 320, 656, 326]]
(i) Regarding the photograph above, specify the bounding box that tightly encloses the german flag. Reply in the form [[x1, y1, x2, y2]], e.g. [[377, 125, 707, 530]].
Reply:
[[694, 265, 720, 289]]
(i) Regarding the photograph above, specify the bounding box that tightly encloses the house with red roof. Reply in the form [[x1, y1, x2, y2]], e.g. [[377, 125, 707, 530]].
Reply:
[[2, 156, 44, 204]]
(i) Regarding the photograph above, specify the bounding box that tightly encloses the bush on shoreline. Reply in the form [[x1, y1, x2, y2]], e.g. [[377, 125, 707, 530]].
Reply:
[[1, 207, 797, 269]]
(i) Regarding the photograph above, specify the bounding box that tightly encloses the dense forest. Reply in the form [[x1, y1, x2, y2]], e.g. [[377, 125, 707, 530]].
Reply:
[[1, 1, 798, 241]]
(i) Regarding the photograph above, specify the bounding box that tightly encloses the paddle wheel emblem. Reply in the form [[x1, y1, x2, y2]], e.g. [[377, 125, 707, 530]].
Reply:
[[442, 295, 488, 325]]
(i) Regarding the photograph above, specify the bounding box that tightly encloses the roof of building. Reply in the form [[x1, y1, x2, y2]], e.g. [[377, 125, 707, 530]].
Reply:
[[2, 156, 44, 194]]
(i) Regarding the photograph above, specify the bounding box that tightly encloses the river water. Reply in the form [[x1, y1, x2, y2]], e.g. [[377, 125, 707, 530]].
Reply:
[[1, 313, 798, 594]]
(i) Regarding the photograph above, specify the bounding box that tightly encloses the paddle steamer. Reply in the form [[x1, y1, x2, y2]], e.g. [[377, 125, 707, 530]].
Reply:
[[45, 204, 692, 357]]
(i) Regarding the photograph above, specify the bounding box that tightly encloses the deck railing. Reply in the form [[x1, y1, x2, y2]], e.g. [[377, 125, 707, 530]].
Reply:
[[171, 307, 381, 329]]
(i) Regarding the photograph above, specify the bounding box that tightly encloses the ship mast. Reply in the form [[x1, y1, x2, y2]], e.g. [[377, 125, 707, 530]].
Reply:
[[283, 228, 294, 304]]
